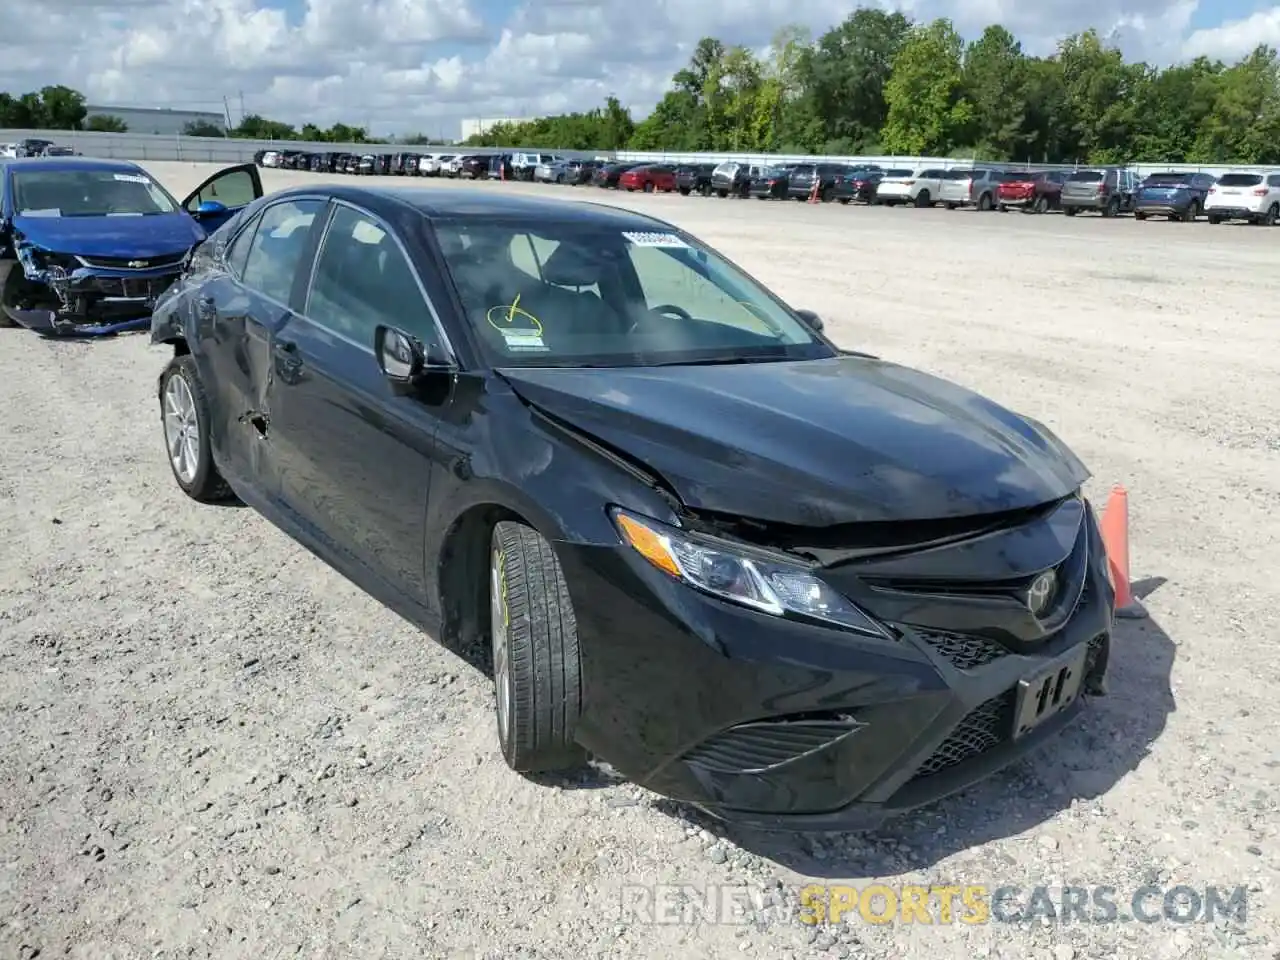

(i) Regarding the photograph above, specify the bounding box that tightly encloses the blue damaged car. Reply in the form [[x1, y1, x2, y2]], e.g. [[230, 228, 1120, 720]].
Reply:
[[0, 157, 262, 336]]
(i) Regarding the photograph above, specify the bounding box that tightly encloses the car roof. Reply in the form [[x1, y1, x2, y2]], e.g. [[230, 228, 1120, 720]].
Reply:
[[1, 156, 144, 175], [273, 184, 675, 230]]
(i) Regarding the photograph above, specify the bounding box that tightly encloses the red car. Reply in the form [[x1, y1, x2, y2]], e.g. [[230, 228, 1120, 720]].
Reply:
[[997, 170, 1068, 213], [618, 165, 676, 193]]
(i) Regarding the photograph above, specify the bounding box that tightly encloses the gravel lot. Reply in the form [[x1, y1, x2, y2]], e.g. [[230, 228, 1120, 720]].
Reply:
[[2, 161, 1277, 960]]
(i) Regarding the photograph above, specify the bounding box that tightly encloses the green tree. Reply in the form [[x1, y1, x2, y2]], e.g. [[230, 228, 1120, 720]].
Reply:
[[802, 8, 912, 152], [882, 18, 972, 156], [963, 26, 1028, 159], [40, 85, 87, 128], [231, 113, 297, 139], [87, 114, 129, 132], [1189, 46, 1280, 164], [182, 119, 224, 137]]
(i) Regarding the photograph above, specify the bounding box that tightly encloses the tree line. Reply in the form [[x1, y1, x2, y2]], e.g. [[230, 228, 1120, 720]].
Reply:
[[7, 12, 1280, 164], [462, 11, 1280, 165]]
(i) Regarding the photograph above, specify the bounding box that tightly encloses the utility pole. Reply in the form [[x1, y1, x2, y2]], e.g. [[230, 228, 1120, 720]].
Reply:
[[221, 95, 233, 130], [238, 91, 246, 124]]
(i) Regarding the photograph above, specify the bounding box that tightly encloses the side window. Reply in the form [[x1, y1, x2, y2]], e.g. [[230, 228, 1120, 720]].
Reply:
[[224, 213, 260, 279], [186, 168, 258, 212], [1270, 175, 1280, 187], [306, 205, 439, 348], [239, 199, 323, 303]]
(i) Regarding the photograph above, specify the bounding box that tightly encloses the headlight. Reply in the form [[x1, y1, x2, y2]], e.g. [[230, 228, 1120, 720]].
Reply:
[[612, 509, 890, 639]]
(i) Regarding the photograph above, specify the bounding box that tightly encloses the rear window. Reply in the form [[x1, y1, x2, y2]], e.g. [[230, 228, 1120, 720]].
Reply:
[[884, 169, 913, 177], [941, 170, 970, 179], [1216, 173, 1263, 187], [1067, 171, 1104, 182], [1144, 172, 1189, 185]]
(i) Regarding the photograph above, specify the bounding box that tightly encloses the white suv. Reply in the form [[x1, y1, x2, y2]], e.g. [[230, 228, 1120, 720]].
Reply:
[[873, 167, 949, 207], [1205, 172, 1280, 225]]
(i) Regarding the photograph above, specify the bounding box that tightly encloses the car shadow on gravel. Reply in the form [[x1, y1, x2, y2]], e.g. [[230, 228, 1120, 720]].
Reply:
[[652, 607, 1176, 876]]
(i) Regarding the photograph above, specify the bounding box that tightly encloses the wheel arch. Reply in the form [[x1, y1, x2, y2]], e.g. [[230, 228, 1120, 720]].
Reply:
[[435, 501, 539, 671]]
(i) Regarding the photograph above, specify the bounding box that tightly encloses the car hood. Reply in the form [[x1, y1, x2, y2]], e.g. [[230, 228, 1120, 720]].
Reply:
[[13, 211, 205, 258], [500, 356, 1089, 526]]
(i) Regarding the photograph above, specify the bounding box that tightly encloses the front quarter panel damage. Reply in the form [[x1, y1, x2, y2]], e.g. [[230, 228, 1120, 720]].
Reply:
[[4, 234, 194, 338]]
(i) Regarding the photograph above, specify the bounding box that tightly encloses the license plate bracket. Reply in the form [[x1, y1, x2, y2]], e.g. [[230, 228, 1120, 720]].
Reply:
[[1013, 645, 1089, 739]]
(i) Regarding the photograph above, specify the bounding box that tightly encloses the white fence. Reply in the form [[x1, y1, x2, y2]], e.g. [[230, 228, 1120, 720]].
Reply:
[[3, 128, 1275, 178]]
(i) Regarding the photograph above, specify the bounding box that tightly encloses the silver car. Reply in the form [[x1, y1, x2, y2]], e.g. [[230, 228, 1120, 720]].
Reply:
[[938, 168, 1004, 210]]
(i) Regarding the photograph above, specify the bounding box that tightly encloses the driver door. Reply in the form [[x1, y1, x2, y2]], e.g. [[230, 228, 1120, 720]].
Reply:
[[181, 163, 263, 233]]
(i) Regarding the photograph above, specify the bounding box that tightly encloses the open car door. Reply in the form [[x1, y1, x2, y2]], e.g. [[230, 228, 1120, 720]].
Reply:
[[181, 163, 264, 233]]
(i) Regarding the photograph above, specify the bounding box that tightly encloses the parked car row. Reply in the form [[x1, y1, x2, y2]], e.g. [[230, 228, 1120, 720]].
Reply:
[[249, 147, 1280, 226], [581, 160, 1280, 225], [1, 139, 77, 158]]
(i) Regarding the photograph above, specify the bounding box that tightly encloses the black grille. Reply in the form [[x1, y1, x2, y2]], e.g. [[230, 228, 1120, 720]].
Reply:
[[78, 254, 186, 270], [916, 629, 1009, 670], [683, 717, 863, 774], [911, 691, 1014, 781], [94, 274, 177, 300]]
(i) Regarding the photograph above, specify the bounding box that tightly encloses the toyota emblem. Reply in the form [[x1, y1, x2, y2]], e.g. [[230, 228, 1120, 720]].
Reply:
[[1026, 570, 1057, 617], [127, 259, 148, 268]]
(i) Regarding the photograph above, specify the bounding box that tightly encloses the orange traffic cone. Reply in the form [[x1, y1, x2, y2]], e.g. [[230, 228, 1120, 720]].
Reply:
[[1099, 485, 1147, 619]]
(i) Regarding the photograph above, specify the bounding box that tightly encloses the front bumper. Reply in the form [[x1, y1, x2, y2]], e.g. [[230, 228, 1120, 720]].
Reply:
[[562, 496, 1112, 831], [6, 252, 182, 336]]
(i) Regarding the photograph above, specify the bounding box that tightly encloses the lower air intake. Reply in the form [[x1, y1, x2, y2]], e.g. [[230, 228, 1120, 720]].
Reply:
[[911, 691, 1015, 781], [683, 716, 863, 775]]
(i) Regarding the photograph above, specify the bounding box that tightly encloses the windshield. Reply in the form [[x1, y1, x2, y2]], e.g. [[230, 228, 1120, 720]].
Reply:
[[1216, 173, 1263, 186], [12, 168, 180, 217], [1067, 170, 1103, 182], [434, 219, 832, 368]]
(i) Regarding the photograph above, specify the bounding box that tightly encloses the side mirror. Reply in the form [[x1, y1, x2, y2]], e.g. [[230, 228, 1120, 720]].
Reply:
[[375, 325, 452, 395], [194, 199, 227, 217], [795, 309, 824, 333]]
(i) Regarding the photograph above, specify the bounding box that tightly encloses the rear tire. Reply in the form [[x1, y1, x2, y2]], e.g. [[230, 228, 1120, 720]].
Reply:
[[643, 182, 654, 193], [977, 193, 993, 211], [489, 521, 585, 774], [1033, 195, 1048, 214], [1102, 198, 1119, 218], [914, 191, 931, 208], [158, 355, 235, 503], [944, 202, 957, 210], [1264, 203, 1278, 225], [1134, 211, 1147, 220], [1182, 201, 1200, 222], [1064, 207, 1077, 217], [1208, 214, 1222, 225]]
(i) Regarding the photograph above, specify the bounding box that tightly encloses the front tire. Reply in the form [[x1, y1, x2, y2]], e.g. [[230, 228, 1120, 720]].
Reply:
[[490, 521, 584, 774], [159, 355, 234, 503]]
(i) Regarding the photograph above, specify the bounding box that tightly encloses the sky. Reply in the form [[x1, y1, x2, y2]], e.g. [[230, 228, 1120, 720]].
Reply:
[[3, 0, 1277, 140]]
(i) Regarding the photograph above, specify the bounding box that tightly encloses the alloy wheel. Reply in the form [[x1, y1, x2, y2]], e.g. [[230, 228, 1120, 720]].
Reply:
[[490, 549, 511, 744], [163, 373, 200, 485]]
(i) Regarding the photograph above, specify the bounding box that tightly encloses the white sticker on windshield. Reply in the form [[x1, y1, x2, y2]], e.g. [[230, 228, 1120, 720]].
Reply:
[[623, 231, 688, 248], [113, 173, 151, 183], [499, 330, 548, 352]]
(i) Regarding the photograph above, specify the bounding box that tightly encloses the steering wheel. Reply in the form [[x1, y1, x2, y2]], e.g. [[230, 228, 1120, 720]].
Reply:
[[630, 303, 693, 335]]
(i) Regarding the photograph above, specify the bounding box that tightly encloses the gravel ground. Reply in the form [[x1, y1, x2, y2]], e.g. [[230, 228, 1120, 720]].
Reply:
[[1, 162, 1277, 960]]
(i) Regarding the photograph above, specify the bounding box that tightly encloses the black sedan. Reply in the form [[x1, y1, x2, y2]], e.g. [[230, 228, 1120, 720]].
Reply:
[[150, 185, 1115, 831]]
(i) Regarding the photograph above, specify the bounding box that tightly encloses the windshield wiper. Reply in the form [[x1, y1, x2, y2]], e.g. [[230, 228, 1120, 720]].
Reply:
[[649, 354, 791, 367]]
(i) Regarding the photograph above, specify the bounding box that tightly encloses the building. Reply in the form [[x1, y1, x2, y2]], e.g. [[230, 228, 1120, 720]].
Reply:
[[459, 117, 538, 141], [85, 105, 227, 136]]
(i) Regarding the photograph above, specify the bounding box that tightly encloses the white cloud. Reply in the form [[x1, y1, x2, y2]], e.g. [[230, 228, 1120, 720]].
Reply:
[[0, 0, 1262, 139], [1183, 6, 1280, 61]]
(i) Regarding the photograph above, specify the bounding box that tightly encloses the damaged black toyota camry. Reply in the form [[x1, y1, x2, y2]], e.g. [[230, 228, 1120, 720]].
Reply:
[[151, 185, 1114, 830], [0, 157, 261, 336]]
